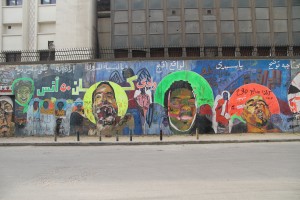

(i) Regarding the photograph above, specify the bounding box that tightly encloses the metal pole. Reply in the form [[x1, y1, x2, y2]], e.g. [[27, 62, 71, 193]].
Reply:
[[77, 131, 80, 141], [54, 131, 57, 142], [99, 131, 102, 141], [116, 130, 119, 142], [160, 129, 163, 141], [196, 128, 199, 140], [130, 129, 132, 142]]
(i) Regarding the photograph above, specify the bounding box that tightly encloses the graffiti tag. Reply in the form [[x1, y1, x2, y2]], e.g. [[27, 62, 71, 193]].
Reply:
[[156, 61, 185, 73]]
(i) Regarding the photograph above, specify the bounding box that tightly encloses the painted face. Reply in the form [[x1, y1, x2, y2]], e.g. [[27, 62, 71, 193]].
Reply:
[[223, 92, 229, 100], [77, 104, 83, 111], [0, 100, 13, 137], [43, 101, 49, 109], [33, 101, 39, 111], [92, 83, 118, 128], [242, 95, 271, 127], [16, 85, 31, 104], [168, 88, 196, 132], [57, 102, 64, 110]]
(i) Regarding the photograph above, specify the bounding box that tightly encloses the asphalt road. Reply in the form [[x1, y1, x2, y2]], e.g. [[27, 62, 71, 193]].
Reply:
[[0, 142, 299, 200]]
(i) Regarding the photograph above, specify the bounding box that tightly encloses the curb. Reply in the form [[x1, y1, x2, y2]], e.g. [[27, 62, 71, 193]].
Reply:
[[1, 139, 300, 146]]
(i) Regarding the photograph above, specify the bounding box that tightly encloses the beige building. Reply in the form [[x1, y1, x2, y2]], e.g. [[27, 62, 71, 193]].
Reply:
[[0, 0, 97, 61]]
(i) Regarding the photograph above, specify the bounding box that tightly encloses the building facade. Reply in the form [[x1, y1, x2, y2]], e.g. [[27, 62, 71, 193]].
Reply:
[[97, 0, 300, 58], [0, 0, 97, 61]]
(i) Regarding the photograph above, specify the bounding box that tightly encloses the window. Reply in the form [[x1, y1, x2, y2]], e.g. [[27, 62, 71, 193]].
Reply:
[[237, 0, 250, 7], [6, 0, 22, 6], [132, 50, 146, 58], [97, 0, 110, 12], [220, 0, 233, 8], [294, 46, 300, 56], [240, 46, 253, 56], [168, 48, 182, 57], [41, 0, 56, 4], [204, 47, 218, 57], [6, 52, 21, 62], [202, 0, 214, 8], [39, 50, 55, 61], [222, 47, 235, 56], [114, 49, 128, 58], [257, 47, 271, 56], [150, 48, 164, 57], [275, 46, 287, 56], [186, 47, 200, 57]]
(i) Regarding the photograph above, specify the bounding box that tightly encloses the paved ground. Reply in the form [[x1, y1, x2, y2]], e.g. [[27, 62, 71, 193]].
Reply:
[[0, 142, 299, 200], [1, 133, 300, 146]]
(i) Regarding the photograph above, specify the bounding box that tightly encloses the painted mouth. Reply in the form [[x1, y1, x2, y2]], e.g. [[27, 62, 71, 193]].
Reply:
[[96, 105, 117, 125], [179, 111, 194, 121], [255, 110, 265, 120]]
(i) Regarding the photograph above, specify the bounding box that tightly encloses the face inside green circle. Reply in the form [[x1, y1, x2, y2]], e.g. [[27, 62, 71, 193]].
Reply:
[[168, 88, 197, 131], [16, 85, 31, 104]]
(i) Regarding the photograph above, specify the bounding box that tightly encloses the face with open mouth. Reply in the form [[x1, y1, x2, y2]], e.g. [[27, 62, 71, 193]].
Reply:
[[168, 88, 196, 132], [92, 83, 118, 130], [242, 95, 271, 127], [16, 85, 31, 105]]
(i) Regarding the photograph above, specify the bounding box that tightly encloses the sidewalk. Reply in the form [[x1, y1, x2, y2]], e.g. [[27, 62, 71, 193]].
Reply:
[[1, 133, 300, 146]]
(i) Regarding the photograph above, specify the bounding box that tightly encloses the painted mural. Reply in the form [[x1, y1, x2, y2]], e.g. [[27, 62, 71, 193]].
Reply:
[[0, 59, 299, 137]]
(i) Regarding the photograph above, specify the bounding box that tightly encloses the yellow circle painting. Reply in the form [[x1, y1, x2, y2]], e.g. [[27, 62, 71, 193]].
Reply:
[[83, 81, 128, 124]]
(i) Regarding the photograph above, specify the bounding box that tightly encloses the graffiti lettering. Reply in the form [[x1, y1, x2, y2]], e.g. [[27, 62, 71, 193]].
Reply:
[[87, 63, 130, 71], [53, 65, 74, 74], [291, 60, 300, 69], [37, 76, 59, 96], [262, 89, 271, 96], [249, 88, 260, 95], [16, 65, 48, 75], [156, 61, 185, 73], [60, 83, 71, 92], [72, 78, 88, 95], [216, 61, 243, 70], [287, 115, 300, 122], [236, 88, 248, 96], [268, 60, 291, 70], [136, 78, 157, 90], [123, 75, 138, 91]]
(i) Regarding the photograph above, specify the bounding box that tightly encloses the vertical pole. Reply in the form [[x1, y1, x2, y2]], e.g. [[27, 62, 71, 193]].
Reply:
[[160, 129, 163, 141], [77, 131, 80, 141], [116, 130, 119, 142], [130, 129, 132, 142], [54, 131, 57, 142], [99, 131, 102, 141], [196, 128, 199, 140]]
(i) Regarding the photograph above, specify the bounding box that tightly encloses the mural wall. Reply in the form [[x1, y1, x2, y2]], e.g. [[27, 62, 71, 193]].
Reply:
[[0, 59, 299, 137]]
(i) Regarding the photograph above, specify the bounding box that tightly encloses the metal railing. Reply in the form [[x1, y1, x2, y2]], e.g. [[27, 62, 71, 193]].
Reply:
[[0, 45, 299, 64]]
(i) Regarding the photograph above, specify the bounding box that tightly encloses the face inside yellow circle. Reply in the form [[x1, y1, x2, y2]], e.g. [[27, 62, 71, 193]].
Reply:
[[83, 81, 128, 124]]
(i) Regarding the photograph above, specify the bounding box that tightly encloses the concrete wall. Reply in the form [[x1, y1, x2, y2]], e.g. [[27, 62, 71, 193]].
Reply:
[[0, 59, 300, 137]]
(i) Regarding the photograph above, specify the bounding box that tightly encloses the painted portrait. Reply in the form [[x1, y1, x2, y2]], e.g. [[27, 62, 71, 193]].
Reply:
[[12, 78, 34, 107], [84, 81, 133, 136], [154, 71, 214, 134], [229, 83, 281, 133]]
